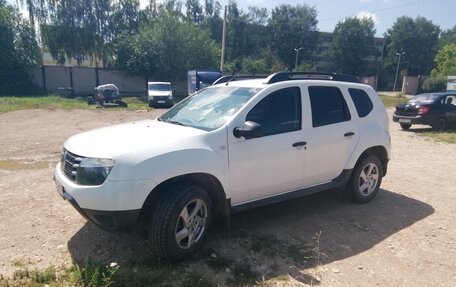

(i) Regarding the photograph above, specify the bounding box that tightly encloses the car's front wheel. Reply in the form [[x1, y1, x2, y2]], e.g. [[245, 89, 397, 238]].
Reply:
[[346, 155, 383, 203], [148, 184, 212, 260]]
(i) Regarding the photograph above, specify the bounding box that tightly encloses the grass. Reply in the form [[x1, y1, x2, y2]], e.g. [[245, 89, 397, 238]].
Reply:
[[227, 262, 260, 286], [378, 92, 408, 108], [181, 272, 216, 287], [416, 129, 456, 144], [0, 259, 172, 287], [0, 95, 153, 113]]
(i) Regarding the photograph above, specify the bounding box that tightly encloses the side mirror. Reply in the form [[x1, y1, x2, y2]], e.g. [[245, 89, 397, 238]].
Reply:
[[233, 121, 263, 139]]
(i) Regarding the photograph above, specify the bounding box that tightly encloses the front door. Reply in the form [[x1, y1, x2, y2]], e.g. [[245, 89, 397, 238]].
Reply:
[[228, 87, 306, 205]]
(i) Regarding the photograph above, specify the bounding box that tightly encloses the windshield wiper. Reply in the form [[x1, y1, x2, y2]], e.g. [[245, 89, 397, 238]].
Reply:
[[167, 120, 188, 127]]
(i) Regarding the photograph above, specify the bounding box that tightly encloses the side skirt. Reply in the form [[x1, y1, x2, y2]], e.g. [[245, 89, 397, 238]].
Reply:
[[230, 169, 352, 213]]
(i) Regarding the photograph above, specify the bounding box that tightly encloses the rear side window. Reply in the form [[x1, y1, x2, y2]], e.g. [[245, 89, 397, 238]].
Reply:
[[349, 88, 374, 118], [309, 86, 351, 127]]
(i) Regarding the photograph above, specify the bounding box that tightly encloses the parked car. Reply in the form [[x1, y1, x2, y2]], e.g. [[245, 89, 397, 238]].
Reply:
[[88, 84, 127, 107], [393, 93, 456, 130], [54, 72, 391, 260], [147, 82, 174, 108]]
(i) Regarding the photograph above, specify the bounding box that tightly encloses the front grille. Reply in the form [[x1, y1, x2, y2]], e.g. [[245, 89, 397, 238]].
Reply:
[[153, 96, 168, 100], [62, 149, 85, 182]]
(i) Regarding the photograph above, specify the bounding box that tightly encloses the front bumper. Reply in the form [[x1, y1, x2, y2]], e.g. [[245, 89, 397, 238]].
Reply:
[[54, 163, 156, 233], [60, 188, 140, 233], [148, 97, 173, 106]]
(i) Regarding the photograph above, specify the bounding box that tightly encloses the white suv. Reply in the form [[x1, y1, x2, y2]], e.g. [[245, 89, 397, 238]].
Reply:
[[54, 72, 391, 259]]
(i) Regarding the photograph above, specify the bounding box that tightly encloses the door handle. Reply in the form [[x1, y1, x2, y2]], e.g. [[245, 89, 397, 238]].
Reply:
[[344, 132, 355, 137], [292, 141, 307, 147]]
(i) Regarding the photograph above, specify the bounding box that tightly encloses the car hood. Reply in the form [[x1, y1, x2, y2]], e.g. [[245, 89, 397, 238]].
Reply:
[[64, 119, 207, 159]]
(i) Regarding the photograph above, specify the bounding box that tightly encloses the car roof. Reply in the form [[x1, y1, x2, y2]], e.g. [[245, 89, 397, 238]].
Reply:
[[212, 78, 370, 90]]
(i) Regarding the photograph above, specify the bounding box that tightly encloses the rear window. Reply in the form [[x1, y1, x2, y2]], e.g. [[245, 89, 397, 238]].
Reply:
[[348, 88, 373, 118], [408, 94, 441, 103]]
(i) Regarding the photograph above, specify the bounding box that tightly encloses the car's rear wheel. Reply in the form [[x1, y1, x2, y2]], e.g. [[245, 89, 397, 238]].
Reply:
[[400, 123, 412, 130], [432, 118, 447, 131], [346, 155, 383, 203], [148, 184, 211, 260]]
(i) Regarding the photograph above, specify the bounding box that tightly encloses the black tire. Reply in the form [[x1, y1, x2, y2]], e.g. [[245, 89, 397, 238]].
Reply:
[[432, 118, 447, 131], [345, 155, 383, 203], [400, 123, 411, 130], [87, 96, 95, 105], [148, 184, 212, 260]]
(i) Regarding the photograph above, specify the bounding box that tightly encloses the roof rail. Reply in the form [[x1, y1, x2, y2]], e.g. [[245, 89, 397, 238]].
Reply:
[[213, 74, 268, 85], [264, 72, 361, 84]]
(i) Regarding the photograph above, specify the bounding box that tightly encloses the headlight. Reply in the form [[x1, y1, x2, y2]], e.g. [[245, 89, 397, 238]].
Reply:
[[169, 94, 173, 100], [76, 158, 115, 186]]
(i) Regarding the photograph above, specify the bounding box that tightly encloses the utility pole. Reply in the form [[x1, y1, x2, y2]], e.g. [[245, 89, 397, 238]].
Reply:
[[294, 48, 303, 71], [220, 6, 227, 73], [393, 52, 405, 92]]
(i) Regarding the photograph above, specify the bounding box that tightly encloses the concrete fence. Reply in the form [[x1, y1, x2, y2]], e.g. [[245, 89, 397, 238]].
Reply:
[[29, 66, 147, 97]]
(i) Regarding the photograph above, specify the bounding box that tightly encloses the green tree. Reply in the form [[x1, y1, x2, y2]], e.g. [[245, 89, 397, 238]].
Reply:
[[41, 0, 113, 66], [0, 0, 40, 94], [269, 4, 318, 70], [385, 16, 440, 76], [431, 44, 456, 77], [329, 17, 376, 76], [110, 0, 141, 36], [439, 25, 456, 48], [114, 11, 218, 80], [185, 0, 203, 23], [225, 0, 248, 62]]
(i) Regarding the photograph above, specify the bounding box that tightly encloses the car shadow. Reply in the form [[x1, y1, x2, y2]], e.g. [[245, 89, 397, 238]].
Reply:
[[67, 188, 434, 285], [398, 126, 456, 133]]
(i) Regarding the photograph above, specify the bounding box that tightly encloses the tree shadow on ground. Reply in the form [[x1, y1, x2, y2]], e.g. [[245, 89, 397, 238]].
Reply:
[[67, 188, 434, 285]]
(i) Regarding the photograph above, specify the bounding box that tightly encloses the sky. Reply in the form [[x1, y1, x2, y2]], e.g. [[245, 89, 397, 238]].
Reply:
[[8, 0, 455, 37], [220, 0, 456, 36]]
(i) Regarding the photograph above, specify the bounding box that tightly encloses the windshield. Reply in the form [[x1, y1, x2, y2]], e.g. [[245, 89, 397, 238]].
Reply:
[[149, 84, 171, 91], [159, 86, 261, 131], [408, 94, 441, 103]]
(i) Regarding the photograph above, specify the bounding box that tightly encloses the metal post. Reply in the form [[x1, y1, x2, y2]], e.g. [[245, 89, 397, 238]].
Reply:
[[220, 6, 227, 73], [393, 52, 405, 92], [294, 48, 303, 71]]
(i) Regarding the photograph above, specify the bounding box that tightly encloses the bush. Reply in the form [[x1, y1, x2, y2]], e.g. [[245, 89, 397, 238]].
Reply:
[[422, 76, 447, 92]]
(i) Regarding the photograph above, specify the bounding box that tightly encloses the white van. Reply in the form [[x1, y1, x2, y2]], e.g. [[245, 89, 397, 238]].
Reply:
[[147, 82, 174, 108]]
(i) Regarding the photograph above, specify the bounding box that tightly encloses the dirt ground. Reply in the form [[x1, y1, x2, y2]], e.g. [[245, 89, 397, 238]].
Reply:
[[0, 108, 455, 286]]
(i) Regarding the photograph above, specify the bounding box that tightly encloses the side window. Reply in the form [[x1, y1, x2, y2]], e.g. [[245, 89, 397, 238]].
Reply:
[[308, 86, 351, 127], [246, 87, 301, 137], [348, 88, 374, 118], [444, 96, 456, 106]]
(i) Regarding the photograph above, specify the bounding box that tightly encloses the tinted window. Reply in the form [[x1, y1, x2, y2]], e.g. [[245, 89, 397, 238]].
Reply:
[[349, 88, 373, 118], [309, 86, 351, 127], [246, 87, 301, 136]]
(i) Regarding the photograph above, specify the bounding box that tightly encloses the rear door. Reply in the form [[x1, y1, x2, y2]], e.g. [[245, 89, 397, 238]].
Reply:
[[442, 94, 456, 125], [301, 85, 359, 186]]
